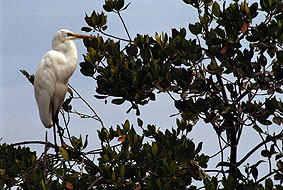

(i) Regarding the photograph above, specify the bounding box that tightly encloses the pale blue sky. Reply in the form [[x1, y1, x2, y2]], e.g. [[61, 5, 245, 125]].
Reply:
[[0, 0, 277, 181]]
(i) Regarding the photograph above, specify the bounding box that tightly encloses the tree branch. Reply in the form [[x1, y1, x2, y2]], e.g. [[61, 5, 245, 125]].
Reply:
[[68, 84, 105, 128], [98, 28, 131, 42], [117, 11, 132, 42], [0, 141, 57, 151], [236, 133, 283, 167]]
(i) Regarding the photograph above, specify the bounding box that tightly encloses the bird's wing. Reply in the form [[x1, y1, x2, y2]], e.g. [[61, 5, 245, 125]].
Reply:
[[34, 50, 67, 128]]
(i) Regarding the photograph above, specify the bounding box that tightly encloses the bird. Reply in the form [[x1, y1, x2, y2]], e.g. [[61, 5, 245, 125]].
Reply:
[[34, 29, 92, 130]]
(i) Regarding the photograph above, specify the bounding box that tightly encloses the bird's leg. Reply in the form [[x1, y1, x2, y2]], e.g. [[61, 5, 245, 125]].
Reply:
[[43, 131, 48, 183], [54, 110, 64, 146], [52, 104, 59, 154]]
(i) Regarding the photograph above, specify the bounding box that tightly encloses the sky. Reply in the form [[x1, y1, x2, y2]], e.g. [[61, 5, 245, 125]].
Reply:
[[0, 0, 280, 183]]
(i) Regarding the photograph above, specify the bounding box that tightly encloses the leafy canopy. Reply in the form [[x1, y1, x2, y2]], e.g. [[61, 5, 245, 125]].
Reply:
[[2, 0, 283, 189]]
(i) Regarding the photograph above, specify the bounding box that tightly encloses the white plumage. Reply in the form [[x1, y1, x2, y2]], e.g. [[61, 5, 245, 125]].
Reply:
[[34, 29, 91, 128]]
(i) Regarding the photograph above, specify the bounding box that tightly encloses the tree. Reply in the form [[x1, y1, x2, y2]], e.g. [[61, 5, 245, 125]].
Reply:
[[1, 0, 283, 189]]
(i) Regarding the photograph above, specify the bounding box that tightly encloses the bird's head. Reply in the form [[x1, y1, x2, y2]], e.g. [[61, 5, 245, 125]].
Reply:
[[53, 29, 92, 43], [52, 29, 92, 51]]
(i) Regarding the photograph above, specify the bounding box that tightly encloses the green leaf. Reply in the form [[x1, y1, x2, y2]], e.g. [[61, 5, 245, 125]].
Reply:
[[114, 0, 124, 10], [277, 50, 283, 63], [147, 124, 156, 135], [103, 4, 112, 12], [81, 27, 92, 32], [183, 0, 192, 5], [208, 59, 218, 72], [216, 162, 231, 167], [71, 136, 83, 150], [20, 70, 34, 85], [118, 0, 125, 10], [80, 63, 95, 77], [197, 154, 209, 168], [102, 25, 108, 31], [212, 2, 221, 17], [152, 142, 158, 156], [267, 47, 276, 58], [250, 3, 259, 18], [41, 179, 46, 190], [274, 173, 283, 180], [112, 171, 116, 180], [253, 125, 263, 133], [0, 169, 6, 175], [126, 44, 138, 56], [98, 128, 107, 142], [103, 0, 114, 12], [120, 164, 126, 177], [265, 178, 273, 190], [84, 14, 93, 27], [226, 83, 234, 93], [260, 0, 270, 12], [59, 147, 70, 161], [83, 135, 88, 149], [261, 149, 270, 157], [111, 98, 125, 105], [123, 120, 130, 131], [155, 33, 162, 46], [90, 11, 98, 26], [62, 97, 72, 112], [258, 119, 272, 126], [227, 174, 235, 187], [277, 161, 283, 170], [189, 22, 202, 35], [251, 29, 264, 39], [137, 118, 143, 127], [251, 166, 258, 180], [204, 0, 213, 6], [169, 161, 177, 176], [121, 2, 131, 11], [195, 142, 203, 154], [94, 95, 108, 99], [273, 116, 282, 125]]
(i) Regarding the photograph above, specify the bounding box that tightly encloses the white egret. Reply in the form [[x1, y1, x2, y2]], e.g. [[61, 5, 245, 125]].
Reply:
[[34, 29, 91, 134]]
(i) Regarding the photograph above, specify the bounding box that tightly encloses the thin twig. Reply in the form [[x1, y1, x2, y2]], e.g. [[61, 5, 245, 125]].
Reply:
[[209, 144, 228, 159], [87, 176, 103, 190], [259, 132, 272, 173], [117, 11, 132, 42], [0, 141, 57, 151], [256, 170, 278, 184], [217, 135, 226, 178], [68, 84, 105, 128], [80, 155, 85, 177], [166, 90, 176, 101], [85, 142, 122, 155], [61, 111, 72, 141], [236, 133, 283, 167], [69, 110, 100, 121], [98, 28, 131, 42]]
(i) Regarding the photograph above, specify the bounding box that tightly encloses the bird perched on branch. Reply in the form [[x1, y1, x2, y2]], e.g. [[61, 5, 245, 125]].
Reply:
[[34, 29, 91, 131]]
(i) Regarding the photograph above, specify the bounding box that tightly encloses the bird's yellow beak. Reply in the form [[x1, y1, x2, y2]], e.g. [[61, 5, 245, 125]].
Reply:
[[67, 32, 92, 39]]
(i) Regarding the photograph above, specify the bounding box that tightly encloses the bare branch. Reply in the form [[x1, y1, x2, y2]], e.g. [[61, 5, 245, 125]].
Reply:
[[236, 133, 283, 167], [98, 28, 131, 42], [117, 11, 132, 42], [0, 141, 57, 151], [68, 84, 105, 128]]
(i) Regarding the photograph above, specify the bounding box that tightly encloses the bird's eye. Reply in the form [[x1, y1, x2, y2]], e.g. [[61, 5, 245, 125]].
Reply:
[[66, 33, 72, 36]]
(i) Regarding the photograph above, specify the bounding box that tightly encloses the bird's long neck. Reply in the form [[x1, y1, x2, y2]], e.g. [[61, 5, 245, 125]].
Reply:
[[64, 41, 78, 68], [53, 40, 78, 80]]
